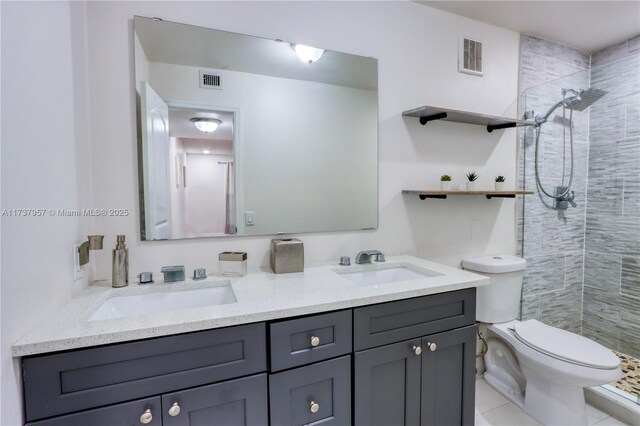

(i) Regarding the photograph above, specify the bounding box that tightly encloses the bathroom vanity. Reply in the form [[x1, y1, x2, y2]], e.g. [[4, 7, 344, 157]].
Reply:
[[14, 257, 486, 426]]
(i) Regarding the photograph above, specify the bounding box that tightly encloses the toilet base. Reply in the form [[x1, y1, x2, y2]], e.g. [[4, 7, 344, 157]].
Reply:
[[523, 375, 588, 425]]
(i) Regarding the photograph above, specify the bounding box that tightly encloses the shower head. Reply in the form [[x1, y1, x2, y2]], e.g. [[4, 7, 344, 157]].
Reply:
[[536, 87, 609, 125], [564, 88, 608, 111]]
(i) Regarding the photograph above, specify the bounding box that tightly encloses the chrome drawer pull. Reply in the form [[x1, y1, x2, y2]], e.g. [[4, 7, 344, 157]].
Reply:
[[310, 401, 320, 413], [168, 402, 181, 417], [139, 409, 153, 424], [310, 336, 320, 347]]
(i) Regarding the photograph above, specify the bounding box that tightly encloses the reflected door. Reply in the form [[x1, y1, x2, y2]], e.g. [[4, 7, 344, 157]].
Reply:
[[141, 82, 172, 240]]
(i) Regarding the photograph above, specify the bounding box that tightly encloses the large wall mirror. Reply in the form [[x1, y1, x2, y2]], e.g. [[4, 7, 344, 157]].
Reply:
[[134, 16, 378, 240]]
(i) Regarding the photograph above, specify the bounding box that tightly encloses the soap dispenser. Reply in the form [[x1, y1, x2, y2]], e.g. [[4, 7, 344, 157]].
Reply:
[[112, 235, 129, 288]]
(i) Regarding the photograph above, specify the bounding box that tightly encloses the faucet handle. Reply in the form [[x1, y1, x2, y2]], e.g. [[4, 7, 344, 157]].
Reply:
[[339, 256, 351, 266], [374, 253, 386, 262]]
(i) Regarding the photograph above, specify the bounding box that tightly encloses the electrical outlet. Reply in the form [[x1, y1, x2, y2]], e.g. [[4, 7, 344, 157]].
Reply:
[[245, 211, 255, 226], [73, 243, 84, 281]]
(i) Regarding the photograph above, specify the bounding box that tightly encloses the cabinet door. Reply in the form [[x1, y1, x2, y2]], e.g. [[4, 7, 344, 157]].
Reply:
[[25, 396, 161, 426], [354, 338, 422, 425], [162, 374, 268, 426], [420, 325, 476, 426], [269, 356, 351, 426]]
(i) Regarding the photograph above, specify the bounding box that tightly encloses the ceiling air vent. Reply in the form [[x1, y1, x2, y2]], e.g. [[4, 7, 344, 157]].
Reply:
[[459, 37, 483, 77], [199, 70, 223, 90]]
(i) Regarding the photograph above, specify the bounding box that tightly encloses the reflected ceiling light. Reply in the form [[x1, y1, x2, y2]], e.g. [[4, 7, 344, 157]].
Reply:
[[293, 44, 325, 64], [202, 149, 210, 154], [190, 117, 221, 133]]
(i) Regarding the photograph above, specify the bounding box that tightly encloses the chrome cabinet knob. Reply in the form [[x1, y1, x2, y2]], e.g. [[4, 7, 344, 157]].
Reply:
[[427, 342, 437, 352], [413, 345, 422, 355], [168, 402, 181, 417], [310, 401, 320, 413], [140, 409, 153, 424], [310, 336, 320, 347]]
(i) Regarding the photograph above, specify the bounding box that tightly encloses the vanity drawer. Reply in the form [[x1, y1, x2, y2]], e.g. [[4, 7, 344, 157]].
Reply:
[[25, 396, 161, 426], [353, 288, 476, 350], [22, 323, 266, 422], [269, 310, 352, 372], [269, 355, 351, 426]]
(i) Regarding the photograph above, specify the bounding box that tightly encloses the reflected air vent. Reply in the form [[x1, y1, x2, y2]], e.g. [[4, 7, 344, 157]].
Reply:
[[199, 70, 223, 89], [459, 37, 483, 77]]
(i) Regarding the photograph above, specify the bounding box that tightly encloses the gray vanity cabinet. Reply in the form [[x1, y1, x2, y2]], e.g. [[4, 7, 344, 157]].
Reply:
[[354, 339, 422, 425], [162, 374, 268, 426], [353, 288, 476, 426], [268, 311, 352, 426], [21, 288, 477, 426], [25, 397, 162, 426], [22, 323, 267, 424], [420, 325, 476, 426], [269, 356, 351, 425]]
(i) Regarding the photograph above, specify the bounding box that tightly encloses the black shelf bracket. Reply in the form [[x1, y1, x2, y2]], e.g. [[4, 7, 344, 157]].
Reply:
[[419, 112, 448, 125], [487, 122, 517, 133], [419, 194, 447, 200], [486, 194, 516, 199]]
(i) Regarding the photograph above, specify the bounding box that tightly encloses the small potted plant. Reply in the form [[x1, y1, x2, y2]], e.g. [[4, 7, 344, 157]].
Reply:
[[440, 174, 452, 191], [466, 171, 479, 191], [495, 175, 506, 191]]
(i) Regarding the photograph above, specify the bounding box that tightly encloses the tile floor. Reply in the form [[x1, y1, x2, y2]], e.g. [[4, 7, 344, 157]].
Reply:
[[475, 378, 632, 426]]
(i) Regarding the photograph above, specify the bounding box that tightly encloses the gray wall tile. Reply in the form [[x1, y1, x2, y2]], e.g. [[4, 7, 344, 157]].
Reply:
[[628, 35, 640, 54], [591, 39, 628, 68], [589, 99, 626, 142], [519, 35, 640, 359], [583, 250, 621, 290], [591, 54, 640, 100], [626, 96, 640, 138], [522, 253, 565, 295], [582, 319, 619, 350], [621, 256, 640, 299]]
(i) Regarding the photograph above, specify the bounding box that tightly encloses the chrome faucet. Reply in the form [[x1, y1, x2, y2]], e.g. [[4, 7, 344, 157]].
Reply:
[[355, 250, 385, 264]]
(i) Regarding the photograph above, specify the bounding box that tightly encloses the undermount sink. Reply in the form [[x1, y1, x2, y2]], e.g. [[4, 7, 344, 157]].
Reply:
[[88, 285, 237, 321], [337, 265, 442, 286]]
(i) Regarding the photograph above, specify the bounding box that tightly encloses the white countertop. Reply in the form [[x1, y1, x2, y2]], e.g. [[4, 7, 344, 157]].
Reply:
[[12, 255, 488, 357]]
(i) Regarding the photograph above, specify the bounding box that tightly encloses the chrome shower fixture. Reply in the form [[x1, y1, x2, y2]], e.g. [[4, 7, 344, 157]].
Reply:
[[534, 87, 608, 126], [533, 86, 608, 205]]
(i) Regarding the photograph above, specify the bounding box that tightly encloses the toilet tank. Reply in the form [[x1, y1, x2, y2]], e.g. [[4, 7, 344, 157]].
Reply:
[[462, 255, 527, 323]]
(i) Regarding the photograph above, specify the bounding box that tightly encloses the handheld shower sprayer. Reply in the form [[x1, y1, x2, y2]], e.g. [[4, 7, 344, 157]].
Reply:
[[532, 87, 608, 208]]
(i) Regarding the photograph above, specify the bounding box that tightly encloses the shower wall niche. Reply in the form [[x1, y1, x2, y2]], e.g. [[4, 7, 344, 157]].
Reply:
[[518, 34, 640, 359]]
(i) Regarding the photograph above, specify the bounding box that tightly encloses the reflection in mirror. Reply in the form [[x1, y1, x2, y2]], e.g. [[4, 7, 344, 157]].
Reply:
[[168, 107, 235, 239], [135, 16, 378, 240]]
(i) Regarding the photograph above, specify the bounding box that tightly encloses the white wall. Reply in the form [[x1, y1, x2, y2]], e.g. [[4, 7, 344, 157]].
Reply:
[[0, 2, 92, 425], [0, 2, 521, 423], [185, 154, 230, 236], [87, 1, 520, 281]]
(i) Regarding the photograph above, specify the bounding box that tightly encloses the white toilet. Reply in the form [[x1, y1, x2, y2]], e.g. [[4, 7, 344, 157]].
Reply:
[[462, 255, 622, 426]]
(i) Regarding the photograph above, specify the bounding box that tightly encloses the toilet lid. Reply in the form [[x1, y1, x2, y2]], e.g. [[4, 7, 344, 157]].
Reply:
[[513, 320, 620, 370]]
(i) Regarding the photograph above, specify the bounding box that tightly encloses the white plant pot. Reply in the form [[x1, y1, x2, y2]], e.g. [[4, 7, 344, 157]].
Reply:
[[466, 181, 477, 191], [495, 182, 505, 191], [440, 181, 452, 191]]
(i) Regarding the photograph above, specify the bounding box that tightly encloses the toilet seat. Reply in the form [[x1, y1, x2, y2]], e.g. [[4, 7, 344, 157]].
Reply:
[[513, 320, 620, 370]]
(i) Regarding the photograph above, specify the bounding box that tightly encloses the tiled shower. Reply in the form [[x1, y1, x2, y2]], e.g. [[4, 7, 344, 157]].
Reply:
[[517, 34, 640, 401]]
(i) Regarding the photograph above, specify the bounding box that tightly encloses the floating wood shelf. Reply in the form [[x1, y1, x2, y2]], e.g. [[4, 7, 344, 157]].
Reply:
[[402, 190, 535, 200], [402, 105, 534, 133]]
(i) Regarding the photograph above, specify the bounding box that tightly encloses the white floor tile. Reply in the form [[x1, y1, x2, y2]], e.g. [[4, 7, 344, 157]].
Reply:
[[475, 403, 542, 426], [594, 416, 633, 426], [476, 378, 510, 414], [588, 404, 613, 425]]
